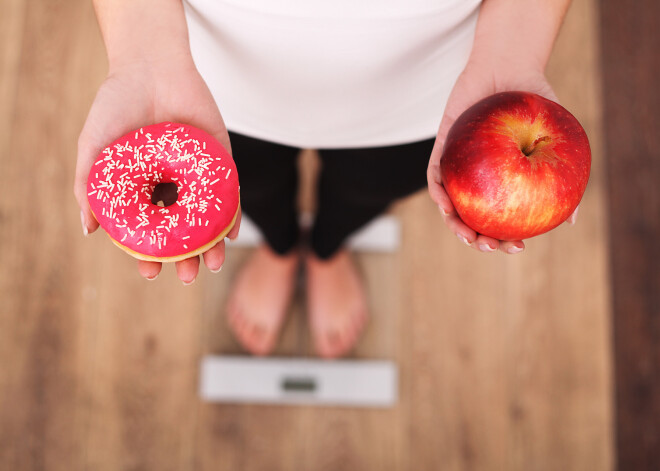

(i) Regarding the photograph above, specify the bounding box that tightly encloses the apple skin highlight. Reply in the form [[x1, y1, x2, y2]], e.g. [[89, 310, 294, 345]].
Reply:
[[440, 91, 591, 241]]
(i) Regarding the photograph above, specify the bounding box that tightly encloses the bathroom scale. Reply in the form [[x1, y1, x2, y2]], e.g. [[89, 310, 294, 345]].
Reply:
[[199, 355, 397, 407], [230, 212, 401, 253], [200, 212, 400, 407]]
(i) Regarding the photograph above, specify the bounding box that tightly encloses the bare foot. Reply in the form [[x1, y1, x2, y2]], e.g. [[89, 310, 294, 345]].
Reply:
[[226, 244, 300, 355], [305, 249, 369, 358]]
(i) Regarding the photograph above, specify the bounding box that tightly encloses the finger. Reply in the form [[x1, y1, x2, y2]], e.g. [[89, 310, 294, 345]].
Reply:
[[226, 206, 241, 240], [434, 108, 458, 160], [202, 240, 226, 273], [427, 131, 444, 179], [137, 260, 162, 280], [499, 240, 525, 255], [429, 181, 457, 217], [441, 211, 477, 247], [176, 256, 200, 285], [427, 124, 455, 210], [474, 234, 499, 253], [566, 205, 580, 225], [75, 105, 141, 236], [74, 134, 102, 236]]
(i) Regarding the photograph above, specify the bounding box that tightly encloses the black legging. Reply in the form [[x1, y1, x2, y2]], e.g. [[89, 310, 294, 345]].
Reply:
[[229, 131, 435, 259]]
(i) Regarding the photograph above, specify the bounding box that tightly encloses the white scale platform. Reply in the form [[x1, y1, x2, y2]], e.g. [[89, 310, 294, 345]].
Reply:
[[199, 213, 400, 407], [200, 356, 397, 407]]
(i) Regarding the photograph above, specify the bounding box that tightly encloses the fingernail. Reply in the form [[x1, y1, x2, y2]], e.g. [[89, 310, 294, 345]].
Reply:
[[183, 278, 196, 286], [440, 207, 449, 216], [507, 246, 523, 254], [569, 207, 579, 225], [457, 233, 470, 246], [80, 211, 89, 237], [210, 265, 223, 274], [146, 274, 158, 281], [479, 243, 496, 252]]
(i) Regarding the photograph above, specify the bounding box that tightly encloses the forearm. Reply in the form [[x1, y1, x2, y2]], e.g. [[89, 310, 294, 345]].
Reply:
[[469, 0, 572, 72], [93, 0, 191, 71]]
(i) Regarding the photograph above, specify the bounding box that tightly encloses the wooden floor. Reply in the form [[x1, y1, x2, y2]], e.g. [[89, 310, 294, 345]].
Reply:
[[600, 0, 660, 469], [0, 0, 615, 470]]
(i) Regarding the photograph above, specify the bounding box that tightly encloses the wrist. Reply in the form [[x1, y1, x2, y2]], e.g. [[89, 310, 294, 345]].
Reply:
[[93, 0, 192, 73], [468, 0, 571, 74], [107, 46, 195, 77], [467, 45, 545, 78]]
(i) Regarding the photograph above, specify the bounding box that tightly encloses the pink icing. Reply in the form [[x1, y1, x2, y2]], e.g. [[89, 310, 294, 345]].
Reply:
[[87, 122, 239, 258]]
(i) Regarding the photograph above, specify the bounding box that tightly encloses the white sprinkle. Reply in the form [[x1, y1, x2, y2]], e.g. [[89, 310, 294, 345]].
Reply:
[[225, 168, 231, 179]]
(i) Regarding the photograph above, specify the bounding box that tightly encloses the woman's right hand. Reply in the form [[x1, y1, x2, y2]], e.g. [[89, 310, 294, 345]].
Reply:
[[74, 55, 241, 284]]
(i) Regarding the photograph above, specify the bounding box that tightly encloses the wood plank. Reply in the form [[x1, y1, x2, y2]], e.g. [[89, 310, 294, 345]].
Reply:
[[0, 0, 96, 469], [83, 265, 203, 471], [0, 0, 25, 155], [600, 0, 660, 469]]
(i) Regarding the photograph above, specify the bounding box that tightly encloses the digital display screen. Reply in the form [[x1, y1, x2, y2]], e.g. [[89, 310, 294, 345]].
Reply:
[[281, 377, 316, 393]]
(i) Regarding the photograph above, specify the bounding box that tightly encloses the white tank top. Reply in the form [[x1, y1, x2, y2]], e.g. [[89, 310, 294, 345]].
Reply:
[[184, 0, 481, 148]]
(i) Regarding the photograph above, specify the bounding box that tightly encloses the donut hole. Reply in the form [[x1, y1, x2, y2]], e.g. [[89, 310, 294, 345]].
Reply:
[[151, 182, 179, 207]]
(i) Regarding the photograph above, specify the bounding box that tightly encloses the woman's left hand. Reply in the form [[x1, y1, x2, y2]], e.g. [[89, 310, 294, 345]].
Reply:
[[426, 60, 578, 254]]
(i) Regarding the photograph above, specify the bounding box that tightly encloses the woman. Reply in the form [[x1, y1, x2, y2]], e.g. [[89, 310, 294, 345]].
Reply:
[[74, 0, 575, 358]]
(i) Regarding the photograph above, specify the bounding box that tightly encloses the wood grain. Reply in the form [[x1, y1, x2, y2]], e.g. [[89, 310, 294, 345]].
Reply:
[[0, 0, 613, 469], [600, 0, 660, 469], [0, 1, 94, 469]]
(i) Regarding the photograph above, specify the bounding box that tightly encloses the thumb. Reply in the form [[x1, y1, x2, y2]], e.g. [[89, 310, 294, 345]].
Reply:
[[74, 132, 102, 236], [427, 110, 458, 209]]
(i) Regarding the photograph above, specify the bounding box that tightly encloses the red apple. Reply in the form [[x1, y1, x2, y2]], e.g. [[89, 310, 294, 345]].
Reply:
[[440, 91, 591, 241]]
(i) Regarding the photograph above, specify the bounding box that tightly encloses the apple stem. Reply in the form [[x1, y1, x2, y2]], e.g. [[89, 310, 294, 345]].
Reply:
[[523, 136, 551, 156]]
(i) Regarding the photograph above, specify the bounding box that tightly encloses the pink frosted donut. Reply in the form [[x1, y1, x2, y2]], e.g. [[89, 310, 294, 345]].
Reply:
[[87, 122, 240, 262]]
